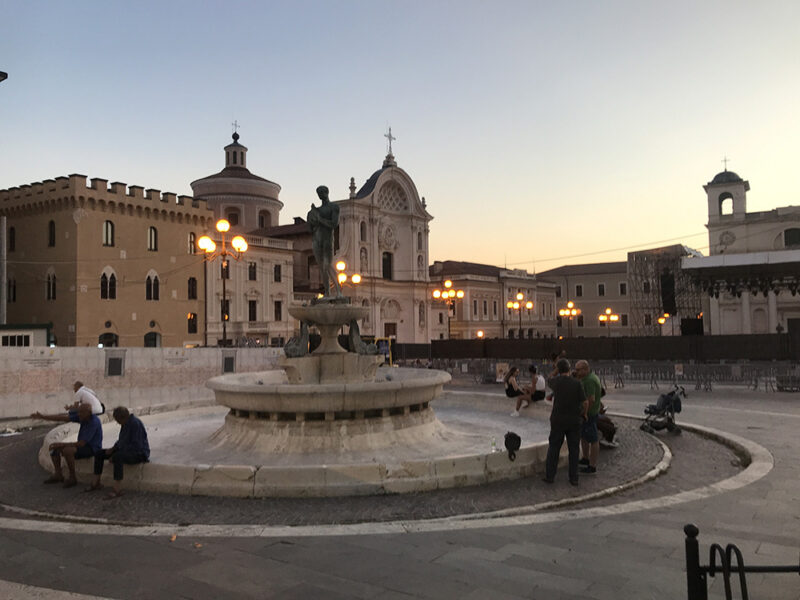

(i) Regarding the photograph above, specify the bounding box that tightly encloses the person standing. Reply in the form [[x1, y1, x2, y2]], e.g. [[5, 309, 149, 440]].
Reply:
[[542, 358, 587, 485], [88, 406, 150, 499], [30, 403, 103, 488], [576, 360, 603, 474]]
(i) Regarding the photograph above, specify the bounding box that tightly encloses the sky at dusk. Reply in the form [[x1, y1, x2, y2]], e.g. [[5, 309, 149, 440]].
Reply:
[[2, 1, 798, 271]]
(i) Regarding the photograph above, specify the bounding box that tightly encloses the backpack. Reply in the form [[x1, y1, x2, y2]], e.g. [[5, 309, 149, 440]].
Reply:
[[504, 431, 521, 461]]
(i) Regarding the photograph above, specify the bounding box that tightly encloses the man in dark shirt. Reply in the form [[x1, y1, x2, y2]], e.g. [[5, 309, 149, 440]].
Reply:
[[88, 406, 149, 498], [30, 403, 103, 488], [543, 358, 587, 485]]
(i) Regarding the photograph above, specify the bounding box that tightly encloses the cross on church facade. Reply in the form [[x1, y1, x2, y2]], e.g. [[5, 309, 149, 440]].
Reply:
[[384, 127, 396, 155], [232, 120, 241, 134]]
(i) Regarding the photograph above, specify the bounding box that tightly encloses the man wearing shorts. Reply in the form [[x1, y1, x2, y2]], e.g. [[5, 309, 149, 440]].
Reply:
[[576, 360, 603, 474], [30, 403, 103, 488]]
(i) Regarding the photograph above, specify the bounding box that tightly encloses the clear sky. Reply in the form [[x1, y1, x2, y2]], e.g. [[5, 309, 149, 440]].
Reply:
[[2, 1, 798, 271]]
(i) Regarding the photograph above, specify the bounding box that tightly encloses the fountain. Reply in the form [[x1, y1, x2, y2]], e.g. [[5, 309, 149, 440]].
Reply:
[[36, 186, 553, 497]]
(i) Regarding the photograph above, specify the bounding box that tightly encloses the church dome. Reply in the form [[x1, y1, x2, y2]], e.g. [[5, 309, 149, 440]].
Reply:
[[709, 170, 744, 185]]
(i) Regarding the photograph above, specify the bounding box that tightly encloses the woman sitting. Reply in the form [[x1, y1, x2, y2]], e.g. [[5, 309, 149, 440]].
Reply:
[[505, 367, 531, 417]]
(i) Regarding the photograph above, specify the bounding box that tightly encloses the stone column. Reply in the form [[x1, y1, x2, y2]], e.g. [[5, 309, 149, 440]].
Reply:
[[768, 290, 779, 333], [741, 292, 752, 334]]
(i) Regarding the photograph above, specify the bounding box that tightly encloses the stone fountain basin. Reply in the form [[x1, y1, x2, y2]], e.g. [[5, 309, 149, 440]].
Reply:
[[206, 367, 451, 415]]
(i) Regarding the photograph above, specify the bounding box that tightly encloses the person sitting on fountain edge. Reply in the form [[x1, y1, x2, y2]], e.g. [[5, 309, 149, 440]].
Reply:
[[87, 406, 150, 499]]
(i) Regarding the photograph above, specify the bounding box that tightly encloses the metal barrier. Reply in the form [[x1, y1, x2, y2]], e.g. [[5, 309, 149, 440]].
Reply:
[[684, 524, 800, 599]]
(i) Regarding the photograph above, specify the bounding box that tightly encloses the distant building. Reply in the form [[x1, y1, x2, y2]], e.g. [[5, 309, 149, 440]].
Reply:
[[1, 175, 209, 347], [191, 133, 295, 347], [537, 261, 631, 338], [682, 169, 800, 334], [429, 260, 558, 339]]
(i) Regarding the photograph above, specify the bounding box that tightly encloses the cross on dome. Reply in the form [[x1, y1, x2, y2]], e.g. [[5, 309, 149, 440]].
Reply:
[[384, 127, 396, 155]]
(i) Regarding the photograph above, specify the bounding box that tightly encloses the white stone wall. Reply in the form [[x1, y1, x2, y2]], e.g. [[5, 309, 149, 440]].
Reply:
[[0, 346, 283, 421]]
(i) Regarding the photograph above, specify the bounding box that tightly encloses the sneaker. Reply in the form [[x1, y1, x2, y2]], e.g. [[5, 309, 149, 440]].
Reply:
[[579, 458, 590, 466], [580, 466, 597, 474], [521, 400, 529, 408], [510, 410, 520, 417]]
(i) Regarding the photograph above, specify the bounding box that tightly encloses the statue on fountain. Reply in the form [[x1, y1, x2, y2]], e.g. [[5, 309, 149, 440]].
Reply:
[[307, 185, 342, 301]]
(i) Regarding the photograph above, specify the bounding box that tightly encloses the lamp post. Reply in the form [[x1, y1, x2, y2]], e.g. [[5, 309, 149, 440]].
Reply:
[[432, 279, 464, 339], [558, 301, 581, 338], [506, 292, 533, 339], [598, 307, 619, 337], [197, 219, 249, 347], [658, 312, 676, 336]]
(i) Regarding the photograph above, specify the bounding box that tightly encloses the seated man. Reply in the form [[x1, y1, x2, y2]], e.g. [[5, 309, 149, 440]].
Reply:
[[65, 380, 104, 415], [88, 406, 150, 499], [30, 403, 103, 488]]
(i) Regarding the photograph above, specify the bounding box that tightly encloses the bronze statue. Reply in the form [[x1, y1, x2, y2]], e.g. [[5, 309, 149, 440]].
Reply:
[[307, 185, 342, 298]]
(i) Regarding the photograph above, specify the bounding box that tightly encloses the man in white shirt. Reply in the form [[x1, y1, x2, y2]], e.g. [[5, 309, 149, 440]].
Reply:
[[65, 381, 104, 415], [529, 365, 547, 402]]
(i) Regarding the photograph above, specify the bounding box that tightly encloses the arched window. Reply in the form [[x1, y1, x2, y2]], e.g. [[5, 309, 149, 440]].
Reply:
[[382, 252, 393, 280], [719, 192, 734, 216], [100, 268, 117, 300], [7, 277, 16, 303], [103, 221, 114, 247], [48, 220, 56, 247], [146, 274, 159, 301], [188, 277, 198, 300], [147, 226, 158, 251], [144, 332, 161, 347], [226, 209, 240, 226], [273, 264, 281, 282], [188, 232, 196, 254], [8, 227, 15, 252], [360, 221, 367, 242], [258, 211, 271, 229], [784, 228, 800, 248], [46, 272, 57, 300], [98, 333, 118, 348]]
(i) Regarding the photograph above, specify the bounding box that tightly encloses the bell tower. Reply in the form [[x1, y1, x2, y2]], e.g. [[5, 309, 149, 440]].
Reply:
[[704, 168, 749, 223]]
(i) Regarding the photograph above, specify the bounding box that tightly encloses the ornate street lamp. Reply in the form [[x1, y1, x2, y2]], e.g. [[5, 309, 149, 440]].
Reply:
[[432, 279, 464, 339], [598, 307, 619, 337], [558, 301, 581, 338], [197, 219, 248, 347], [506, 292, 533, 339]]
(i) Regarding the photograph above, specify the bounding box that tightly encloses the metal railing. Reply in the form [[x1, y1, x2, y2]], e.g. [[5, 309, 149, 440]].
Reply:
[[684, 524, 799, 599]]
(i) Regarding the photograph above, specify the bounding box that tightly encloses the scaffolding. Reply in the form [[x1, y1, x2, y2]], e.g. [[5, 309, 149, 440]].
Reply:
[[627, 245, 704, 336]]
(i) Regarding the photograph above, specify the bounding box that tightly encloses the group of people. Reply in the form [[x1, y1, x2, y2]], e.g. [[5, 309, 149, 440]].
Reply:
[[30, 381, 150, 499], [505, 358, 615, 485]]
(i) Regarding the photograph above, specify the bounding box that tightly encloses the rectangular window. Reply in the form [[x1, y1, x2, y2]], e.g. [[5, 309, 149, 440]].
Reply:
[[643, 281, 651, 294], [382, 252, 393, 280], [438, 312, 444, 324], [619, 282, 627, 296], [621, 314, 628, 326], [1, 334, 30, 347], [473, 299, 478, 317], [575, 284, 583, 297], [483, 300, 488, 316], [577, 315, 584, 327], [493, 300, 497, 317], [248, 300, 257, 322], [187, 313, 198, 334], [273, 264, 281, 283], [598, 283, 605, 297], [274, 300, 282, 322], [644, 314, 652, 326], [248, 262, 257, 281], [555, 285, 561, 298]]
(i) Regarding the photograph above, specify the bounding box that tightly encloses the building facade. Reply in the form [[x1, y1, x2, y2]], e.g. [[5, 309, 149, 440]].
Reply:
[[683, 169, 800, 334], [191, 133, 295, 347], [1, 175, 210, 347], [429, 261, 558, 339]]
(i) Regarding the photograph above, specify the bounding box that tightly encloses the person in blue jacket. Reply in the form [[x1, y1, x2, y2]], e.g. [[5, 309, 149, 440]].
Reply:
[[87, 406, 149, 499]]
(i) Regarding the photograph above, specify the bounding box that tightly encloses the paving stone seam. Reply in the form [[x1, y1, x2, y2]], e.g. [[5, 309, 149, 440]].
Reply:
[[0, 419, 772, 539]]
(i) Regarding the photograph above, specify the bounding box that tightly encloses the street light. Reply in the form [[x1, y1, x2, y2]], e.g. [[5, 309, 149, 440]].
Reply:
[[432, 279, 464, 339], [658, 312, 676, 336], [598, 307, 619, 337], [197, 219, 248, 347], [558, 301, 581, 338], [506, 292, 533, 339], [334, 261, 362, 292]]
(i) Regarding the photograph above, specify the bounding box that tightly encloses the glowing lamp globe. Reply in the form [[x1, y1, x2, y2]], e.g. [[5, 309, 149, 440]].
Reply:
[[231, 236, 248, 253], [215, 219, 231, 233]]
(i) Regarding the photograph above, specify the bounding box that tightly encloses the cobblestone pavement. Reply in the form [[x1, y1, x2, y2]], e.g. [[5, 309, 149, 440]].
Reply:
[[1, 383, 798, 599]]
